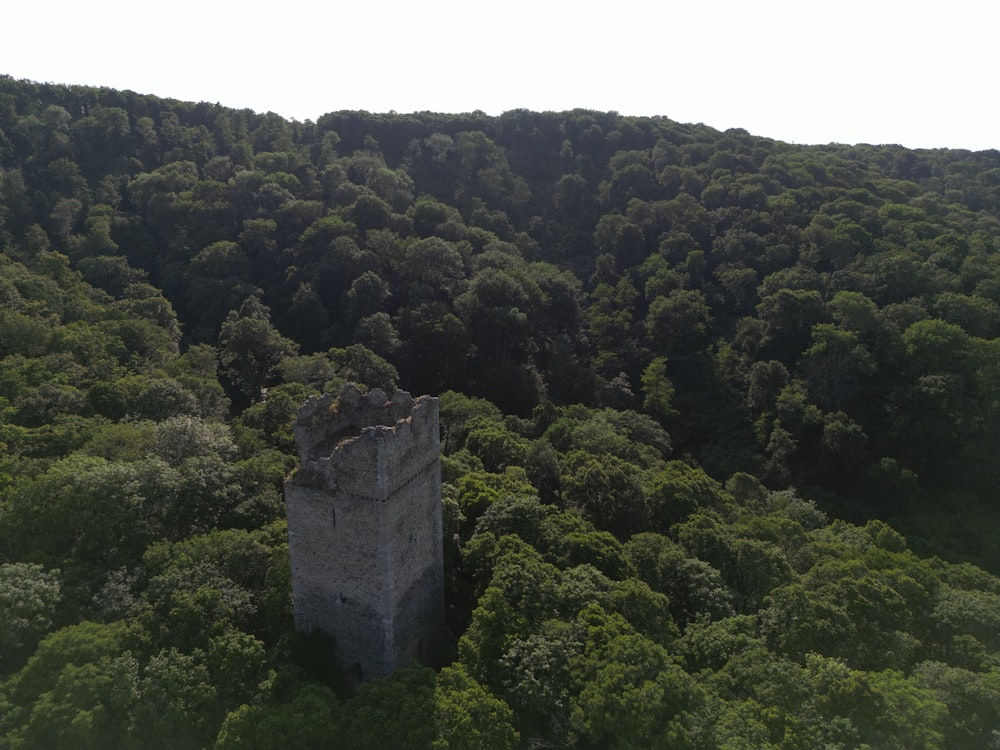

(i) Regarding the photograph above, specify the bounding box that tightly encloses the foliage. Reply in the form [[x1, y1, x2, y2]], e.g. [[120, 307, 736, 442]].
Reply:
[[2, 75, 1000, 748]]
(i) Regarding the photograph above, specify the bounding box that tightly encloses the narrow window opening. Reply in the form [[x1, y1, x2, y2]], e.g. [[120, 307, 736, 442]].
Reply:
[[331, 505, 336, 527]]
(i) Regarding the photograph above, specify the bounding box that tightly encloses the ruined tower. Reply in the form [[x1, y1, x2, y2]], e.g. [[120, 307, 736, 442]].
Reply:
[[284, 384, 444, 682]]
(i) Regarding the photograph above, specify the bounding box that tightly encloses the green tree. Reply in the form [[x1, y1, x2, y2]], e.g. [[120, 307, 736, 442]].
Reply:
[[0, 563, 62, 669], [342, 666, 437, 750], [218, 295, 298, 403], [213, 681, 341, 750], [434, 665, 519, 750], [133, 648, 218, 750], [646, 289, 711, 356], [568, 605, 697, 750], [560, 450, 648, 539], [641, 356, 677, 422], [1, 621, 141, 750]]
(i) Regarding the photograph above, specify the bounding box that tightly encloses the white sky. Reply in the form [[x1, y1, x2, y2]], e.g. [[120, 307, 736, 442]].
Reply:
[[3, 0, 998, 151]]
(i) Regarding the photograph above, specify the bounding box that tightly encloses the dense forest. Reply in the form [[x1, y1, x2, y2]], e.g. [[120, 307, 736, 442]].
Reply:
[[1, 74, 1000, 748]]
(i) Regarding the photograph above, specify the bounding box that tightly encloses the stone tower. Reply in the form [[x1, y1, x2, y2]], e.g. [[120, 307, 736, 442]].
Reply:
[[284, 384, 444, 682]]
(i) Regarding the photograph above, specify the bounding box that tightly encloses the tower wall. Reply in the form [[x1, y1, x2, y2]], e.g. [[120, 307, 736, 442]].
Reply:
[[285, 385, 444, 681]]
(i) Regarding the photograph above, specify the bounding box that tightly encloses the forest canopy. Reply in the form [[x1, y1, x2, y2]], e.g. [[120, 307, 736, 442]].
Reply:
[[2, 74, 1000, 748]]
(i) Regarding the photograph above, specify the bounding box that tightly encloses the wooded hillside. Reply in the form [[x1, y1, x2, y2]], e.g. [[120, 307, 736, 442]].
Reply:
[[2, 75, 1000, 749]]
